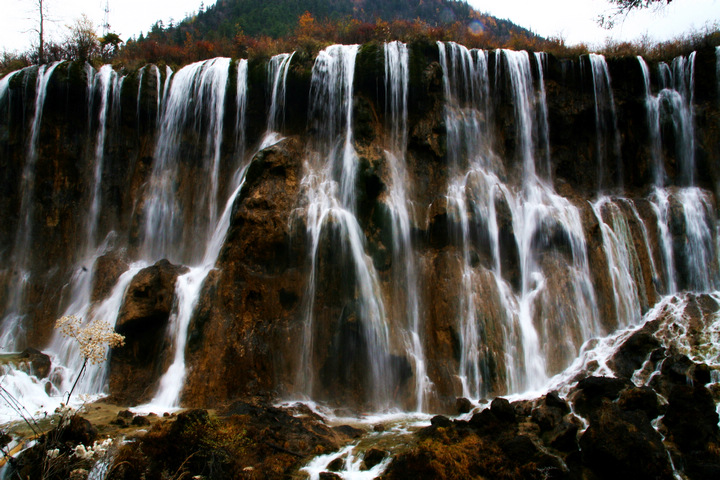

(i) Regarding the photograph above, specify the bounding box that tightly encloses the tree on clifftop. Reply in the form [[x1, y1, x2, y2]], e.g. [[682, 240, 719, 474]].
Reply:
[[31, 0, 49, 64], [601, 0, 673, 28]]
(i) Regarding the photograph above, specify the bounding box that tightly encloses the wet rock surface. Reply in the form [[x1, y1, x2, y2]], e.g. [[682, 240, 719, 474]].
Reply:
[[384, 332, 720, 480], [108, 259, 188, 404], [106, 402, 344, 480]]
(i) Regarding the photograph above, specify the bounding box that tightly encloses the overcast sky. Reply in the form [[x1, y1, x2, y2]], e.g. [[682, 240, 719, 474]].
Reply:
[[0, 0, 718, 54]]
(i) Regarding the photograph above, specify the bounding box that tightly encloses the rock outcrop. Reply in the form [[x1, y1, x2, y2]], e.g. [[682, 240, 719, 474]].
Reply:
[[108, 259, 188, 404]]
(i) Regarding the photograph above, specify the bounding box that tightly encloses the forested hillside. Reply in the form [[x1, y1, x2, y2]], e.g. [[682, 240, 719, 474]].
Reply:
[[139, 0, 535, 48]]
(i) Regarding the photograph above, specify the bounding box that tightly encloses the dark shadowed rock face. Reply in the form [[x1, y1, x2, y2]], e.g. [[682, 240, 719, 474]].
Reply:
[[661, 385, 720, 479], [608, 330, 660, 379], [579, 404, 673, 480], [569, 376, 632, 418], [108, 259, 188, 404]]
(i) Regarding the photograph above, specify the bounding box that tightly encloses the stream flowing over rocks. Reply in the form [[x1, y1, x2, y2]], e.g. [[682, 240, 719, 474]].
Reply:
[[2, 40, 720, 479]]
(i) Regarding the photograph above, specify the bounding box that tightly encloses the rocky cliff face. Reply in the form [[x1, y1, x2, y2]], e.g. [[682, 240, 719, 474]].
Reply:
[[0, 41, 719, 416]]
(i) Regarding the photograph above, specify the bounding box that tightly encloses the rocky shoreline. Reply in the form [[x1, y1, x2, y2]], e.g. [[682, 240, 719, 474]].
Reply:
[[2, 292, 719, 479]]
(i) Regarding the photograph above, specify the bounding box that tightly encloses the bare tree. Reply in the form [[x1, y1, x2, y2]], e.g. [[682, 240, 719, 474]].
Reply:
[[600, 0, 673, 28], [36, 0, 47, 63], [25, 0, 50, 64]]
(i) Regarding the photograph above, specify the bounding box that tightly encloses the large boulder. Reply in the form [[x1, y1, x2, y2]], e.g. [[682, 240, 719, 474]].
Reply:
[[570, 376, 632, 418], [108, 259, 187, 404], [579, 404, 673, 480], [661, 385, 720, 479], [608, 330, 660, 379]]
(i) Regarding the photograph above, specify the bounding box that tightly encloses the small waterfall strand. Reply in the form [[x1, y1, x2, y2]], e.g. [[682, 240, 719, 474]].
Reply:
[[437, 41, 492, 170], [384, 40, 430, 411], [588, 53, 622, 191], [260, 52, 294, 149]]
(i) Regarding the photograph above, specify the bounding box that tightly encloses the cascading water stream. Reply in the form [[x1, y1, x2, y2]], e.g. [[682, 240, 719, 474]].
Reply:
[[0, 44, 718, 432], [648, 188, 677, 294], [0, 70, 20, 103], [498, 49, 598, 392], [438, 42, 497, 398], [141, 57, 232, 264], [383, 41, 429, 411], [502, 50, 536, 181], [640, 52, 710, 294], [298, 44, 393, 409], [0, 61, 62, 350], [588, 54, 621, 191], [438, 45, 600, 397], [638, 57, 665, 186], [136, 65, 145, 124], [146, 60, 250, 409], [668, 53, 697, 186], [43, 65, 129, 396], [148, 179, 248, 408], [676, 188, 718, 292], [437, 42, 492, 170], [308, 45, 360, 209], [87, 65, 118, 247], [534, 52, 551, 179], [591, 197, 643, 327], [260, 52, 294, 149]]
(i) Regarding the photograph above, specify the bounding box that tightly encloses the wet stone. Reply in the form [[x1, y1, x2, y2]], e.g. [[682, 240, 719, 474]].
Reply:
[[326, 456, 345, 472], [430, 415, 453, 428], [456, 397, 473, 414], [363, 448, 388, 469]]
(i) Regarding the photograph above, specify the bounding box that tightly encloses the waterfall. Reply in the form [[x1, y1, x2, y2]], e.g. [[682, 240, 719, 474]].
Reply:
[[534, 52, 551, 179], [638, 56, 665, 186], [0, 70, 20, 103], [437, 41, 491, 170], [592, 198, 643, 327], [639, 52, 706, 294], [1, 44, 720, 421], [648, 188, 677, 294], [383, 41, 429, 411], [87, 65, 118, 247], [438, 42, 495, 397], [298, 44, 393, 409], [499, 49, 597, 392], [148, 181, 247, 408], [501, 49, 539, 182], [0, 62, 62, 350], [141, 57, 231, 264], [135, 65, 162, 126], [307, 45, 360, 210], [657, 53, 697, 186], [234, 60, 248, 163], [135, 65, 144, 124], [147, 60, 250, 409], [260, 52, 294, 149], [438, 45, 599, 397], [676, 188, 718, 291], [588, 54, 622, 190], [44, 65, 127, 395]]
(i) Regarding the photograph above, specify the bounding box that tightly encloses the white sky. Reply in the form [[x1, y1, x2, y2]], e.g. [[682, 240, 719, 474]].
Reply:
[[0, 0, 719, 53]]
